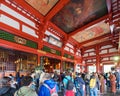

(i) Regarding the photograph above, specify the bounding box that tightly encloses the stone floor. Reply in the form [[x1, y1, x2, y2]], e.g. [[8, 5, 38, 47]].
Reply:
[[58, 88, 120, 96], [99, 89, 120, 96]]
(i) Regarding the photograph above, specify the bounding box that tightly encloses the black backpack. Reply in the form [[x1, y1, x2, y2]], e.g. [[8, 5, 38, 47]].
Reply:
[[65, 77, 74, 90], [74, 78, 82, 89]]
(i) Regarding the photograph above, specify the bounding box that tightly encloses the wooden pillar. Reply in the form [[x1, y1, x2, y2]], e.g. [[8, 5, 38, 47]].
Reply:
[[60, 60, 63, 72], [37, 20, 48, 66], [37, 55, 40, 66], [96, 46, 100, 73], [60, 36, 68, 72]]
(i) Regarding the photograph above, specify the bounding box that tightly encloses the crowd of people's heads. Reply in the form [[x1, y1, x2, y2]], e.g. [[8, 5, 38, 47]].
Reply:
[[0, 68, 119, 96], [21, 76, 33, 86]]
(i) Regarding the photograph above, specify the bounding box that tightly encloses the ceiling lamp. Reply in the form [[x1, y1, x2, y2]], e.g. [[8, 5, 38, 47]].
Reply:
[[100, 63, 103, 66], [110, 24, 115, 34], [113, 56, 119, 62], [75, 8, 82, 15]]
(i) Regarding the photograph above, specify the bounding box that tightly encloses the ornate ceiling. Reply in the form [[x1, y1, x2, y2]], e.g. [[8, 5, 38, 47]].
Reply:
[[51, 0, 108, 33], [13, 0, 120, 48]]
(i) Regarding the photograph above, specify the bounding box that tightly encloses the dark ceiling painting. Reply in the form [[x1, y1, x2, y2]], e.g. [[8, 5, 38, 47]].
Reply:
[[51, 0, 108, 33], [25, 0, 59, 16]]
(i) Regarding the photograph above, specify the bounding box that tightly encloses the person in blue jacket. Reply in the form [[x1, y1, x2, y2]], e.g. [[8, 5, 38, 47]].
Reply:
[[38, 73, 58, 96], [74, 73, 85, 96]]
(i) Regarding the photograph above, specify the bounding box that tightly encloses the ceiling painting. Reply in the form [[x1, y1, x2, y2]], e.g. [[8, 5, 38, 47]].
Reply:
[[82, 37, 109, 47], [72, 22, 110, 43], [51, 0, 108, 33], [25, 0, 59, 16]]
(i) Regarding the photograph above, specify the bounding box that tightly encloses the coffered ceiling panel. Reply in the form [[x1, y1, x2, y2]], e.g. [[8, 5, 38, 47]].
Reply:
[[25, 0, 59, 16], [51, 0, 108, 33], [72, 22, 110, 43]]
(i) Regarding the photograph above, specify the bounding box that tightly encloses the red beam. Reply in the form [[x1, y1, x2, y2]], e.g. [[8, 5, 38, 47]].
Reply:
[[63, 50, 74, 56], [48, 21, 67, 37], [79, 33, 111, 47], [41, 52, 62, 60], [45, 0, 70, 21], [83, 52, 119, 64], [82, 39, 116, 52], [0, 10, 38, 33], [83, 56, 96, 59], [0, 39, 38, 54], [68, 37, 79, 46], [43, 41, 62, 51], [39, 51, 75, 63], [100, 52, 119, 57], [0, 23, 39, 43]]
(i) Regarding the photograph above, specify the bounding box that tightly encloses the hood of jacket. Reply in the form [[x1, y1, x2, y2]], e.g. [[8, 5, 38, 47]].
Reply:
[[15, 86, 37, 96], [44, 79, 56, 89], [0, 86, 10, 95], [38, 79, 58, 96]]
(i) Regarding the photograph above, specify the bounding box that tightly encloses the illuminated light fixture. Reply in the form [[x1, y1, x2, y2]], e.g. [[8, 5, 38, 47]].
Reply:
[[113, 56, 119, 61], [75, 8, 82, 14], [93, 64, 95, 66], [114, 62, 117, 66], [44, 57, 50, 65], [74, 60, 77, 63], [110, 24, 115, 34], [37, 50, 46, 54], [62, 57, 66, 60], [100, 63, 103, 66]]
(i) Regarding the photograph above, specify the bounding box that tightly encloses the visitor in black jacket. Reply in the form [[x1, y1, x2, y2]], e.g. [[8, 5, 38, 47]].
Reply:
[[0, 76, 16, 96]]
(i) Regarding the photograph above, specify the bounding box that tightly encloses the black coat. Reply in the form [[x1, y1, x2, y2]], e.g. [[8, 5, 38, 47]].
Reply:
[[0, 86, 16, 96]]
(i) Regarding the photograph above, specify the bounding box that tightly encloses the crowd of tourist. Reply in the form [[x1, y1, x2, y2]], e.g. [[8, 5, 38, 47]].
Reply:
[[0, 69, 120, 96]]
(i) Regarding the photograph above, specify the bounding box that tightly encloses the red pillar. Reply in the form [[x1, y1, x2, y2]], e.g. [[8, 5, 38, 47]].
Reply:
[[96, 46, 100, 73], [37, 21, 48, 66]]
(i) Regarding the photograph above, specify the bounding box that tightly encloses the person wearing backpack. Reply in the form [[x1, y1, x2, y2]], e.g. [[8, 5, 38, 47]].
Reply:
[[63, 71, 75, 96], [38, 73, 58, 96], [74, 73, 85, 96]]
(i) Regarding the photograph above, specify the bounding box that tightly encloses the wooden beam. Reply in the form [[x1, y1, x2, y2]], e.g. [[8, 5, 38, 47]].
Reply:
[[79, 33, 111, 47], [45, 0, 70, 21], [0, 23, 39, 42], [48, 21, 67, 37], [0, 39, 37, 54], [68, 37, 79, 47]]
